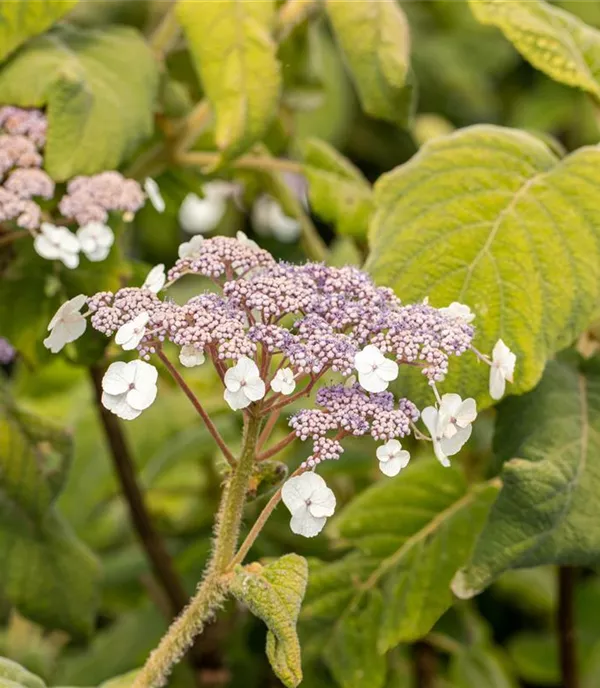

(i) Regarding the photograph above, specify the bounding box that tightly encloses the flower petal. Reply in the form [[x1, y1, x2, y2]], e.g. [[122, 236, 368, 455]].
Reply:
[[290, 510, 326, 538], [440, 424, 472, 456], [308, 485, 336, 518], [377, 357, 399, 382], [224, 387, 251, 410], [357, 370, 388, 393], [489, 366, 506, 400], [144, 178, 165, 213], [102, 361, 134, 395], [421, 406, 439, 438], [102, 392, 141, 420], [244, 377, 266, 402], [379, 453, 409, 477]]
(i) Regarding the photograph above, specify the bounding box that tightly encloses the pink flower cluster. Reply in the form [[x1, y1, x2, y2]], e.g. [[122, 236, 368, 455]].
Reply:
[[85, 234, 475, 466]]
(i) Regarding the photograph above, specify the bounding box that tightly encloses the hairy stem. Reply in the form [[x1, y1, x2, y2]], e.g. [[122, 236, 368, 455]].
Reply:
[[89, 366, 189, 616], [158, 350, 236, 467], [134, 412, 262, 687], [558, 566, 579, 688]]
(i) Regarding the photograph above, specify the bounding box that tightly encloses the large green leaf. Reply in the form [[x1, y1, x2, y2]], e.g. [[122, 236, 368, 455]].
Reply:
[[0, 0, 77, 63], [367, 125, 600, 407], [301, 462, 499, 688], [0, 387, 100, 637], [469, 0, 600, 100], [229, 554, 308, 688], [453, 357, 600, 598], [326, 0, 413, 127], [176, 0, 281, 158], [302, 138, 373, 239], [0, 24, 158, 180]]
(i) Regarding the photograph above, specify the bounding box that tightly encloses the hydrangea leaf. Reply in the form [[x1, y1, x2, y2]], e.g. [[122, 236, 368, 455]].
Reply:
[[176, 0, 281, 159], [326, 0, 413, 127], [0, 0, 77, 63], [469, 0, 600, 100], [0, 385, 100, 637], [450, 645, 517, 688], [0, 24, 158, 180], [302, 138, 373, 239], [453, 357, 600, 597], [0, 658, 45, 688], [367, 125, 600, 407], [229, 554, 308, 688], [300, 462, 499, 683]]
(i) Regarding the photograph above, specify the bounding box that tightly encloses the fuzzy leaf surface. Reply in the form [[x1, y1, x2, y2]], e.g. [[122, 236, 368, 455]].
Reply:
[[367, 125, 600, 407]]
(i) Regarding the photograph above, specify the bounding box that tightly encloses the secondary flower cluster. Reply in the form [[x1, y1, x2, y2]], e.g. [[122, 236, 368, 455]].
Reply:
[[0, 106, 147, 269], [42, 234, 516, 537]]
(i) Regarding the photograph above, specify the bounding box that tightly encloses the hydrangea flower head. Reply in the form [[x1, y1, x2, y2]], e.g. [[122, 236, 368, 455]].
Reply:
[[281, 472, 336, 537]]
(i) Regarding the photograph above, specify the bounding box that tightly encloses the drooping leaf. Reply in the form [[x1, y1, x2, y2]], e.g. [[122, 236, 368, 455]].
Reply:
[[453, 357, 600, 598], [0, 658, 45, 688], [367, 125, 600, 407], [0, 24, 158, 180], [326, 0, 413, 127], [0, 386, 100, 637], [302, 138, 373, 238], [0, 0, 77, 63], [229, 554, 308, 688], [301, 462, 499, 683], [176, 0, 281, 158], [469, 0, 600, 100]]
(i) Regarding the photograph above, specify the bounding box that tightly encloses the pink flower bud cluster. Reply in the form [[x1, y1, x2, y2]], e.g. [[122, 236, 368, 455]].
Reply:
[[0, 107, 53, 230]]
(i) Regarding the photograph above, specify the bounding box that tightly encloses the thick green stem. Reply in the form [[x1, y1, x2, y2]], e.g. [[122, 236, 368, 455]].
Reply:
[[133, 413, 262, 688]]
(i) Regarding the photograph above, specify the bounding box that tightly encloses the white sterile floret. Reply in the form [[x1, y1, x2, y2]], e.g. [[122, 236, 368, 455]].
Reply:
[[34, 222, 80, 269], [270, 367, 296, 395], [223, 356, 266, 410], [115, 312, 150, 351], [179, 182, 235, 235], [177, 234, 204, 259], [281, 472, 336, 537], [101, 360, 158, 420], [236, 230, 259, 250], [179, 344, 205, 368], [421, 393, 476, 467], [489, 339, 516, 400], [440, 301, 475, 324], [144, 178, 165, 213], [252, 194, 301, 243], [376, 439, 410, 477], [76, 222, 114, 262], [43, 294, 87, 353], [142, 264, 166, 293], [354, 344, 399, 393]]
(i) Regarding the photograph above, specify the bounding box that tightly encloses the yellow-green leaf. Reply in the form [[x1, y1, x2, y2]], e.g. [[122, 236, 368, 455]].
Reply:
[[176, 0, 281, 158], [367, 125, 600, 407], [302, 138, 373, 238], [229, 554, 308, 688], [0, 24, 158, 180], [469, 0, 600, 100], [0, 0, 77, 63], [0, 658, 45, 688], [326, 0, 413, 126]]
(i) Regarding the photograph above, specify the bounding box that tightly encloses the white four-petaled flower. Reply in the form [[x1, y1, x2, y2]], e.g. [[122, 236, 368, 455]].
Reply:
[[440, 301, 475, 324], [34, 223, 80, 269], [43, 294, 87, 353], [421, 393, 477, 467], [223, 356, 266, 410], [115, 312, 150, 351], [177, 234, 204, 259], [76, 222, 114, 262], [270, 367, 296, 395], [178, 182, 235, 235], [101, 360, 158, 420], [179, 344, 206, 368], [489, 339, 516, 400], [142, 264, 166, 293], [281, 472, 336, 537], [144, 178, 165, 213], [354, 344, 399, 393], [376, 439, 410, 477], [252, 194, 301, 243]]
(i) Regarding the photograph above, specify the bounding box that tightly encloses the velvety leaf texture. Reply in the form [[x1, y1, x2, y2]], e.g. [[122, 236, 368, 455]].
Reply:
[[367, 125, 600, 407], [326, 0, 413, 126], [469, 0, 600, 100], [454, 357, 600, 598], [0, 0, 77, 63], [229, 554, 308, 688], [176, 0, 281, 158], [301, 462, 499, 686], [302, 138, 373, 238], [0, 24, 158, 180], [0, 387, 100, 636]]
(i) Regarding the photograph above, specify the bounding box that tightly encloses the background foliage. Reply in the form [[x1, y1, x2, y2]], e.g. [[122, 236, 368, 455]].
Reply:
[[2, 1, 600, 687]]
